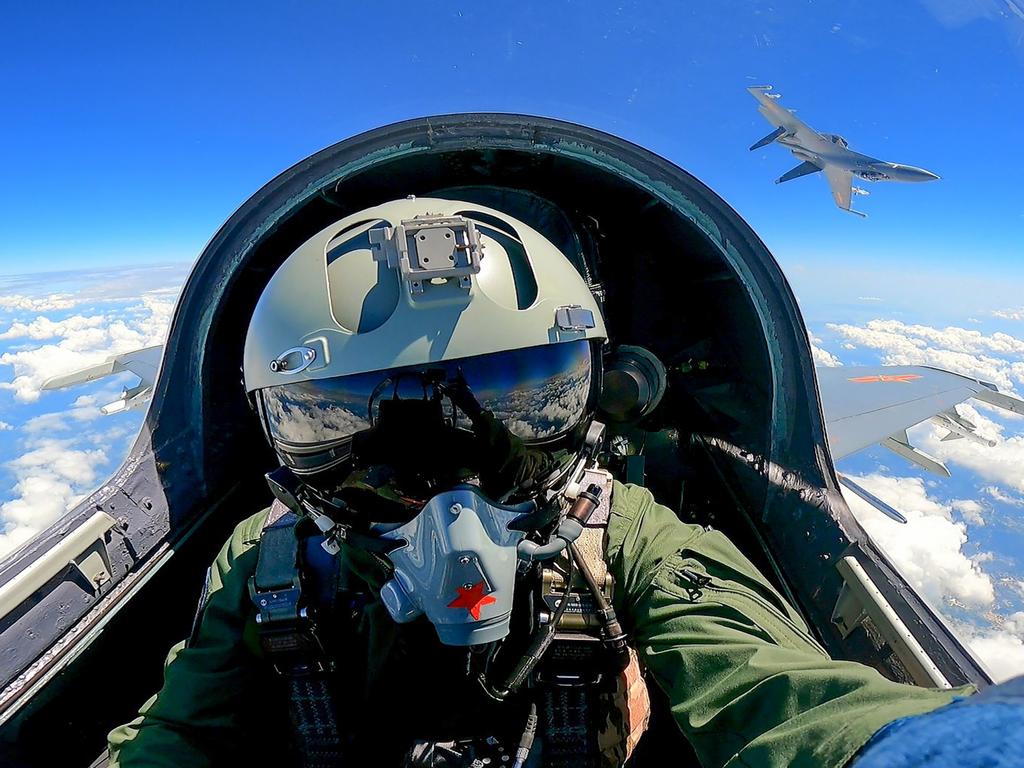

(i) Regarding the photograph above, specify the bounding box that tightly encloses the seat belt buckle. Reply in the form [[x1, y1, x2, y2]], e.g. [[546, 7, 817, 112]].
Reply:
[[249, 577, 334, 676]]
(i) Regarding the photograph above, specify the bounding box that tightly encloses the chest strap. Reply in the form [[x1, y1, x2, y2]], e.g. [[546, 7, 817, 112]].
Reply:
[[250, 500, 342, 768]]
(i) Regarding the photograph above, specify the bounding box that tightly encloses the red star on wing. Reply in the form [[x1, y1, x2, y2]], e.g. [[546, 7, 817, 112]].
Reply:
[[447, 580, 497, 620]]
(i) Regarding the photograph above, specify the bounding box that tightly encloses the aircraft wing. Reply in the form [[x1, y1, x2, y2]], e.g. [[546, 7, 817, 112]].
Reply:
[[40, 344, 163, 414], [822, 165, 864, 216], [747, 85, 815, 143], [817, 365, 1024, 475]]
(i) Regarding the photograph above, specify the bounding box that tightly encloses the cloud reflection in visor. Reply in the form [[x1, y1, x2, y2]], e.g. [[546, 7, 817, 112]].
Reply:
[[259, 340, 594, 454]]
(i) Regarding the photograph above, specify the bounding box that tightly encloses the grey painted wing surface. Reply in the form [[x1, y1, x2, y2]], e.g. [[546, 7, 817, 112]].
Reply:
[[747, 86, 814, 140], [816, 365, 1023, 461], [823, 166, 854, 212]]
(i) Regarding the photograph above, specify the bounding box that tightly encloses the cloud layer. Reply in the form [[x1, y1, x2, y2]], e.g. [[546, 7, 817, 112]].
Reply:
[[823, 315, 1024, 681], [827, 319, 1024, 393], [0, 292, 175, 403], [0, 267, 182, 559], [842, 474, 995, 609], [841, 474, 1024, 681]]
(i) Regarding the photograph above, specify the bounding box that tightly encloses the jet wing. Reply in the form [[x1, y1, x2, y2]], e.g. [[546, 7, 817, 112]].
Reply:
[[822, 165, 864, 216], [40, 344, 163, 414], [747, 85, 816, 143], [817, 365, 1024, 474]]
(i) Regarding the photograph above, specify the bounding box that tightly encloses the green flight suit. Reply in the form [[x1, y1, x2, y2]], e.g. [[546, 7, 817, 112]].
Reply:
[[108, 481, 964, 767]]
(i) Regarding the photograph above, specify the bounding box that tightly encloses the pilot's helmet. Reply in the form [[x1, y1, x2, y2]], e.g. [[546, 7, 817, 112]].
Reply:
[[242, 196, 607, 497]]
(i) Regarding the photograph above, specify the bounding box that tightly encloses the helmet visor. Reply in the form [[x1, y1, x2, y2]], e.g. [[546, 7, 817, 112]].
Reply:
[[258, 340, 595, 466]]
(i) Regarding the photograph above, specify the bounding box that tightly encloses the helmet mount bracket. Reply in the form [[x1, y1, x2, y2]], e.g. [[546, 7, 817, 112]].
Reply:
[[369, 214, 484, 295]]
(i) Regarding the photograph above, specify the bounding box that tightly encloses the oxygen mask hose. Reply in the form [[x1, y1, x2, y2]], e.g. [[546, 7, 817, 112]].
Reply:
[[480, 553, 576, 701], [516, 484, 603, 562]]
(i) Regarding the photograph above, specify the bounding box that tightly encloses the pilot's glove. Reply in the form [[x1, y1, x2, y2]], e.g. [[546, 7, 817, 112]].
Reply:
[[439, 371, 484, 421], [851, 674, 1024, 767]]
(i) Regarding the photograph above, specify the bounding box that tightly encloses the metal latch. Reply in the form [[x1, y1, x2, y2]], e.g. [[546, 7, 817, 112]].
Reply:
[[555, 305, 596, 331], [369, 214, 484, 294], [249, 575, 332, 676]]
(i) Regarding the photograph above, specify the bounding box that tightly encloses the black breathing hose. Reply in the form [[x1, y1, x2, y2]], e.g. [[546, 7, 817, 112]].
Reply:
[[480, 550, 576, 700]]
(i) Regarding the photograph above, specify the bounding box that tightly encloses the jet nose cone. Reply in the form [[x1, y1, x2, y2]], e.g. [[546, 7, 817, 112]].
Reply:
[[894, 164, 940, 182]]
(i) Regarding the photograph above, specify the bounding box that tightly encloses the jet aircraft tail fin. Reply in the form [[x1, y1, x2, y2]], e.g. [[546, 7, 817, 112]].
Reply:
[[775, 160, 822, 184], [750, 126, 787, 151]]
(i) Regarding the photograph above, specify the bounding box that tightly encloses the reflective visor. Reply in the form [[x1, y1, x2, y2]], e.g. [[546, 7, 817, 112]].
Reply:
[[259, 340, 594, 456]]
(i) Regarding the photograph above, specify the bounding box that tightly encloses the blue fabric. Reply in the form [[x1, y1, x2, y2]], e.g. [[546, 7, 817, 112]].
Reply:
[[854, 675, 1024, 767]]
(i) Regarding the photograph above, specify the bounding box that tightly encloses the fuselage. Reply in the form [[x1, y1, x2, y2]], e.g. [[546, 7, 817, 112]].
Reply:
[[778, 132, 939, 183]]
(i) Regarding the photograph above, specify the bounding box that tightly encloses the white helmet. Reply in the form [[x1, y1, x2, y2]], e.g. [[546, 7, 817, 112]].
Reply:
[[243, 196, 607, 476]]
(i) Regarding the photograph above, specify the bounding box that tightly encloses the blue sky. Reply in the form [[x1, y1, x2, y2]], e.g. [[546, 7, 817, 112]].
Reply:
[[1, 1, 1022, 281]]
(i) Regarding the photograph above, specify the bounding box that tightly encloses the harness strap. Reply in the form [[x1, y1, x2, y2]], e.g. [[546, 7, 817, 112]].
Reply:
[[543, 686, 601, 768], [286, 676, 343, 768], [251, 500, 343, 768]]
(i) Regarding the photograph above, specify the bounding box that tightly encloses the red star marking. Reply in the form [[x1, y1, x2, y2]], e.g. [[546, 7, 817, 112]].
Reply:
[[847, 374, 923, 384], [447, 581, 497, 620]]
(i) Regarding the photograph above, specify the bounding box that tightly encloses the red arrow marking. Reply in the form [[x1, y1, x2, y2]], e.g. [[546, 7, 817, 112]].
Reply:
[[447, 581, 497, 620]]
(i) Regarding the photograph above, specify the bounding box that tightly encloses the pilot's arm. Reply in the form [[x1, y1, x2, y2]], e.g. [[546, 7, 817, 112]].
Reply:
[[606, 481, 966, 768], [108, 510, 281, 767]]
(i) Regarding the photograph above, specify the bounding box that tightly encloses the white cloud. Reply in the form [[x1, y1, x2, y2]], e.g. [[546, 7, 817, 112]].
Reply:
[[0, 421, 11, 431], [994, 307, 1024, 321], [841, 474, 995, 609], [0, 263, 189, 309], [950, 498, 986, 526], [812, 344, 842, 367], [841, 474, 1024, 680], [0, 290, 176, 403], [983, 485, 1024, 506], [0, 294, 80, 312], [0, 439, 108, 559], [857, 296, 883, 302], [808, 332, 842, 367], [826, 319, 1024, 392], [0, 266, 186, 559], [0, 314, 109, 341], [952, 614, 1024, 684]]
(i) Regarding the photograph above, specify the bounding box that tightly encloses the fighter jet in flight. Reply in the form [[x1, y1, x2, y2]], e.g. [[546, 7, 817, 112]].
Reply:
[[748, 85, 939, 216]]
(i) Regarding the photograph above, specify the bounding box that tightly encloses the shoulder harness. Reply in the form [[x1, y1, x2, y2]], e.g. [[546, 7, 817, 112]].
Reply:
[[249, 500, 343, 768]]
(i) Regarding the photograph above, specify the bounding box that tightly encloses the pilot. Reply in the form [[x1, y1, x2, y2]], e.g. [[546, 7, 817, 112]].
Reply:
[[107, 197, 1012, 768]]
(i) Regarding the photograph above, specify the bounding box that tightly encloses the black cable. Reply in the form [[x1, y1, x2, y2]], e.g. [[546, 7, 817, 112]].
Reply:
[[512, 701, 539, 768], [480, 548, 576, 700]]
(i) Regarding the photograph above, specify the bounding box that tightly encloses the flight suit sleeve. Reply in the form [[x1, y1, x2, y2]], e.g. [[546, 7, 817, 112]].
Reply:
[[107, 510, 272, 768], [605, 481, 967, 768]]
